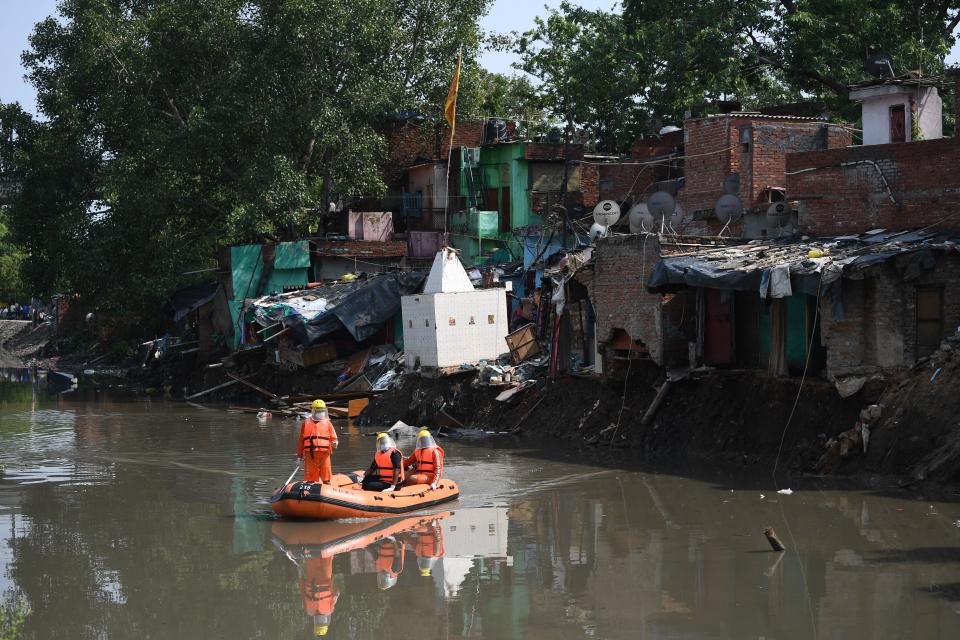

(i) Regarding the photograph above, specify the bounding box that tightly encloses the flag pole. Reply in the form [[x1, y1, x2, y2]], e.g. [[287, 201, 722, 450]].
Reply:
[[443, 47, 462, 240]]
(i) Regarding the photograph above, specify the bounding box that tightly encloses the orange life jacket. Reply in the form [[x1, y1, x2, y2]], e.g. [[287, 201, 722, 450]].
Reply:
[[301, 418, 334, 457], [415, 528, 444, 558], [411, 446, 444, 475], [373, 448, 403, 484], [375, 540, 405, 576]]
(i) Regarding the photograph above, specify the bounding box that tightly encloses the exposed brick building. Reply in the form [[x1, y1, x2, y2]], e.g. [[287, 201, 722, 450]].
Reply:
[[678, 114, 851, 236], [576, 234, 665, 364]]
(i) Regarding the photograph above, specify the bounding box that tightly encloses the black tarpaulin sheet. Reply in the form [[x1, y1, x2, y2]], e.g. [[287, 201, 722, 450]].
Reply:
[[166, 282, 220, 322], [647, 256, 765, 293], [281, 272, 425, 345]]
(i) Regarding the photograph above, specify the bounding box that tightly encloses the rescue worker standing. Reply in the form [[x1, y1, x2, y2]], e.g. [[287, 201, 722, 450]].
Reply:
[[361, 433, 403, 492], [298, 400, 338, 484], [403, 429, 444, 489]]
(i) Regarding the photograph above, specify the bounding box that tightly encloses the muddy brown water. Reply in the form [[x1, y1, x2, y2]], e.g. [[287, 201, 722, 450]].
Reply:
[[2, 370, 960, 639]]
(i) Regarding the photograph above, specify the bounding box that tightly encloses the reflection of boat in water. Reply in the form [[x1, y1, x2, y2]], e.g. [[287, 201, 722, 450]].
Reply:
[[271, 471, 459, 520], [272, 512, 451, 637]]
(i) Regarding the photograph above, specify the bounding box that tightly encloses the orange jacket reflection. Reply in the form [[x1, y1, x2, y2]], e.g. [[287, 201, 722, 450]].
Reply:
[[300, 554, 339, 616]]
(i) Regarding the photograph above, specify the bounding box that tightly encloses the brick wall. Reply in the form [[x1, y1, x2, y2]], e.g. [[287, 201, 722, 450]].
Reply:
[[523, 142, 585, 161], [578, 234, 664, 363], [384, 118, 486, 189], [679, 115, 850, 235], [787, 137, 960, 235], [819, 251, 960, 376]]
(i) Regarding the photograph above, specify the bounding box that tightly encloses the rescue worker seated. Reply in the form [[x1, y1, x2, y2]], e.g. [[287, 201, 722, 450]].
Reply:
[[298, 400, 338, 485], [361, 433, 404, 492], [373, 535, 404, 590], [403, 429, 445, 490]]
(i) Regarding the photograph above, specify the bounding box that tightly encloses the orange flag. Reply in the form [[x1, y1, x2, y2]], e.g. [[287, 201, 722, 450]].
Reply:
[[443, 52, 462, 144]]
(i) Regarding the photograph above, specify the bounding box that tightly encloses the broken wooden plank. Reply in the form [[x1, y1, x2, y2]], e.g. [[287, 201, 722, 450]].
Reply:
[[226, 371, 279, 400], [640, 380, 672, 426], [185, 377, 242, 400]]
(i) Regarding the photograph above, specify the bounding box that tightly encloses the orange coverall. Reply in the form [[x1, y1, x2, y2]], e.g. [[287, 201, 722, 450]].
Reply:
[[298, 417, 338, 483]]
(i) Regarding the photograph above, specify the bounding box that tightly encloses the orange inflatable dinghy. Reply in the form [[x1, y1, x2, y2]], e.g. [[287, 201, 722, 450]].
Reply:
[[271, 471, 459, 520]]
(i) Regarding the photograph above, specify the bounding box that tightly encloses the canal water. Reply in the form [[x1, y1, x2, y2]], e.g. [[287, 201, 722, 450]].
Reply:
[[2, 370, 960, 639]]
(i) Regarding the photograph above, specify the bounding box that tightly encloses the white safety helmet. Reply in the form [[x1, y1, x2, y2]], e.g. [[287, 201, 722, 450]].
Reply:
[[377, 571, 398, 590], [416, 429, 437, 450], [375, 432, 397, 453]]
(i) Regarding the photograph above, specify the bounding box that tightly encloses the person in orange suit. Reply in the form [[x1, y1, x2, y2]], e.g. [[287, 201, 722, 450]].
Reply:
[[403, 429, 444, 489], [298, 400, 338, 484], [361, 433, 404, 492], [374, 535, 405, 590], [408, 517, 445, 577], [299, 553, 338, 637]]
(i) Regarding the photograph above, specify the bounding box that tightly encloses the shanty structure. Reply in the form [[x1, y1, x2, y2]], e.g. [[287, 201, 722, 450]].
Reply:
[[647, 230, 960, 377], [401, 248, 509, 369]]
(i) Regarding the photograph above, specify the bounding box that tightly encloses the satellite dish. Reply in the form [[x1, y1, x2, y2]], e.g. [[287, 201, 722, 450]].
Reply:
[[589, 222, 608, 241], [628, 203, 655, 233], [647, 191, 675, 219], [715, 194, 744, 224], [659, 125, 681, 135], [670, 204, 683, 227], [766, 201, 791, 226], [722, 173, 740, 196], [592, 200, 622, 227], [865, 53, 894, 78]]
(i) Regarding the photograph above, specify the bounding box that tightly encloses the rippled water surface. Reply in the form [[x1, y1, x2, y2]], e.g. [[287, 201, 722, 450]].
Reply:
[[2, 370, 960, 639]]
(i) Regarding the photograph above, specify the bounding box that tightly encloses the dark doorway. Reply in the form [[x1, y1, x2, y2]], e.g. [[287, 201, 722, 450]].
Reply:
[[889, 104, 906, 143], [704, 289, 733, 365], [500, 186, 512, 232], [916, 287, 944, 358]]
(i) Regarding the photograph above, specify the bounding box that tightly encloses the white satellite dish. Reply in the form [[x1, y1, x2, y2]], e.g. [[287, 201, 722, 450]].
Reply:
[[589, 222, 608, 241], [659, 125, 681, 135], [647, 191, 675, 219], [766, 201, 790, 226], [592, 200, 621, 227], [715, 194, 744, 224], [670, 204, 683, 227], [627, 203, 653, 233]]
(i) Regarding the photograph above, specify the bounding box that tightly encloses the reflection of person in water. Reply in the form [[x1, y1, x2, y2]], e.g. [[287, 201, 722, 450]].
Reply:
[[406, 517, 445, 577], [299, 553, 339, 637], [374, 536, 405, 590]]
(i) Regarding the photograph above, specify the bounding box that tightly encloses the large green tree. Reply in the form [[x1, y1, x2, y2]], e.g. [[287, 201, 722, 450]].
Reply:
[[517, 0, 960, 150], [7, 0, 490, 327]]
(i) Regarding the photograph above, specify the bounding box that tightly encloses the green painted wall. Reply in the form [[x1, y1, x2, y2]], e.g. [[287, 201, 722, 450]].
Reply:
[[452, 143, 538, 264]]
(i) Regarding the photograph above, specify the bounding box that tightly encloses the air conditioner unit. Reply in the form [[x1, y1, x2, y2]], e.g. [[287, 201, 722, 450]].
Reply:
[[464, 148, 481, 164]]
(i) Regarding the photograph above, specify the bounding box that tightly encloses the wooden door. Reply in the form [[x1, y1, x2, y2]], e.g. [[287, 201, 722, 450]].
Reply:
[[889, 104, 906, 143]]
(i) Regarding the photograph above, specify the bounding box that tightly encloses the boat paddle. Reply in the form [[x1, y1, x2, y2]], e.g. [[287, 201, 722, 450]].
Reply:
[[274, 460, 301, 497]]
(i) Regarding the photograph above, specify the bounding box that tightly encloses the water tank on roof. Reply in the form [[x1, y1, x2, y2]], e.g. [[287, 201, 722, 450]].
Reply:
[[485, 118, 507, 142]]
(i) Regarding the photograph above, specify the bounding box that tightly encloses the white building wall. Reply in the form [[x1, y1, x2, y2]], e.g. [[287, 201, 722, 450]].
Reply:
[[401, 294, 439, 367], [401, 289, 509, 368], [855, 85, 942, 145]]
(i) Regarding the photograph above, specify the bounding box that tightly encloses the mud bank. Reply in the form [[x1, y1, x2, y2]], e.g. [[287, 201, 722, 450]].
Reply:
[[359, 365, 960, 481]]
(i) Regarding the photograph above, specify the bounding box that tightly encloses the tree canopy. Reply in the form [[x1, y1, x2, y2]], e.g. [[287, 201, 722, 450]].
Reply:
[[515, 0, 960, 151], [2, 0, 491, 327]]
